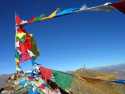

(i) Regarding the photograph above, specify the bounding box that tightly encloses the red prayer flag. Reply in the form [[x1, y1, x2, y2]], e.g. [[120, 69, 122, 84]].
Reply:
[[111, 1, 125, 13], [18, 34, 32, 53], [16, 16, 22, 25], [20, 52, 31, 62], [39, 66, 52, 81]]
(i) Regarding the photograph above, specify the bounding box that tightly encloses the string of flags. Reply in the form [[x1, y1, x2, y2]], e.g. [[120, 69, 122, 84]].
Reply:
[[15, 25, 39, 71], [14, 1, 125, 94], [16, 1, 125, 26]]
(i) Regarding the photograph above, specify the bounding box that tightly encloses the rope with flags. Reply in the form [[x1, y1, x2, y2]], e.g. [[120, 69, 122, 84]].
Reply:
[[14, 1, 125, 94], [16, 1, 125, 26]]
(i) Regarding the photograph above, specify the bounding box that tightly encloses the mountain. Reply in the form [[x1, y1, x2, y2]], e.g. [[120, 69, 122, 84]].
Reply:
[[0, 75, 9, 88], [0, 70, 125, 94], [96, 64, 125, 79], [96, 64, 125, 72], [0, 64, 125, 94]]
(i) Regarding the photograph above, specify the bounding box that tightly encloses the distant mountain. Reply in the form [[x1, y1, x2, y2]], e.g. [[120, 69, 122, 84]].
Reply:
[[96, 64, 125, 79], [96, 64, 125, 72], [0, 75, 9, 88]]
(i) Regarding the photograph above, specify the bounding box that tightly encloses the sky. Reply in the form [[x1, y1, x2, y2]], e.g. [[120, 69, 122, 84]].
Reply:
[[0, 0, 125, 74]]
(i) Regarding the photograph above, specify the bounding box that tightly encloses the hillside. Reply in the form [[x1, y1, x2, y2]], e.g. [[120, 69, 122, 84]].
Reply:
[[74, 68, 116, 80], [0, 64, 125, 94], [71, 77, 125, 94]]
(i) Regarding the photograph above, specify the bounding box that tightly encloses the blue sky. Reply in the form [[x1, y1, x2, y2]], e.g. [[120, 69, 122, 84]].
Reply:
[[0, 0, 125, 74]]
